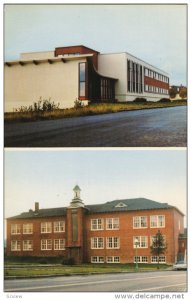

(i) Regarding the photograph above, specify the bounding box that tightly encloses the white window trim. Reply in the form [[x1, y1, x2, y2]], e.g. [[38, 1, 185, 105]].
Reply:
[[54, 239, 66, 250], [91, 219, 104, 231], [11, 240, 21, 251], [41, 222, 52, 233], [54, 221, 65, 233], [11, 224, 21, 235], [133, 216, 148, 229], [41, 239, 52, 250], [134, 256, 148, 263], [151, 256, 166, 264], [91, 237, 104, 249], [23, 240, 33, 251], [106, 237, 120, 249], [106, 218, 119, 230], [91, 256, 105, 263], [106, 256, 120, 263], [133, 236, 148, 248], [23, 223, 33, 234], [150, 215, 165, 228]]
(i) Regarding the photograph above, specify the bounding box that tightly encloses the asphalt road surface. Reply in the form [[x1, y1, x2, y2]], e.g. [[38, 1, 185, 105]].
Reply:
[[4, 271, 187, 292], [4, 106, 187, 147]]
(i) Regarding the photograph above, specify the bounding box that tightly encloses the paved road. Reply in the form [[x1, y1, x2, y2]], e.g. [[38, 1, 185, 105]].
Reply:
[[4, 106, 187, 147], [4, 271, 187, 292]]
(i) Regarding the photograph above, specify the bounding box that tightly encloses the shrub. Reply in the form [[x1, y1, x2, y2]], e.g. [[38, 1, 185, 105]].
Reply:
[[74, 99, 84, 109], [133, 97, 147, 103], [158, 98, 171, 103], [14, 97, 60, 113]]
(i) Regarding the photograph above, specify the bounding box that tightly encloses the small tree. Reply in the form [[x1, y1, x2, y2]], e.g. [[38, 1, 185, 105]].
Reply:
[[150, 230, 167, 269], [169, 87, 177, 99], [179, 87, 187, 99]]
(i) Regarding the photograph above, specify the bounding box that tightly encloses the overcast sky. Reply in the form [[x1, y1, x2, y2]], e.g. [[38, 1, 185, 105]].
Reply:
[[5, 149, 187, 225], [4, 3, 187, 85]]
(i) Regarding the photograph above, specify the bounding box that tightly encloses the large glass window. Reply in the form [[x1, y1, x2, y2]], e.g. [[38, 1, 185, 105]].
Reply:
[[79, 62, 86, 97]]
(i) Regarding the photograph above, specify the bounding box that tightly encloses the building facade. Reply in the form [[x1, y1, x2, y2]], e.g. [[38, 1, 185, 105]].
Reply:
[[6, 186, 186, 265], [4, 45, 169, 112]]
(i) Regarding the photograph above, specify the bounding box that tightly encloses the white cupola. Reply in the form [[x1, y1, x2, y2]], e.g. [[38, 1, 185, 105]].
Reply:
[[69, 185, 84, 208]]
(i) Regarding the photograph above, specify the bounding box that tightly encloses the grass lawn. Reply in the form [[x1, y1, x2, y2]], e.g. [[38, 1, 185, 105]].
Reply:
[[4, 100, 187, 123], [4, 263, 171, 278]]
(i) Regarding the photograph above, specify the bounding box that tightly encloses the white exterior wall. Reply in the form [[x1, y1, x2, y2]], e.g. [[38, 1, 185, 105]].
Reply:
[[21, 51, 55, 60], [4, 58, 86, 112], [98, 53, 127, 102], [98, 52, 169, 102]]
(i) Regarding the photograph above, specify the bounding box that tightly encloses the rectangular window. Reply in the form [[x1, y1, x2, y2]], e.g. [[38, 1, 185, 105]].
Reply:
[[11, 240, 21, 251], [41, 222, 52, 233], [41, 239, 52, 250], [151, 256, 166, 263], [91, 256, 104, 263], [79, 62, 86, 97], [106, 218, 119, 230], [54, 239, 65, 250], [23, 240, 33, 251], [54, 221, 65, 233], [134, 256, 148, 263], [11, 224, 21, 235], [91, 237, 104, 249], [91, 219, 104, 231], [133, 236, 148, 248], [133, 216, 147, 228], [106, 256, 120, 263], [106, 237, 120, 249], [150, 215, 165, 228], [23, 224, 33, 234], [144, 68, 148, 76]]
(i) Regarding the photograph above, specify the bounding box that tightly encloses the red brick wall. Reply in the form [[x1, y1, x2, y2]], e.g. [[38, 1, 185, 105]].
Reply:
[[6, 216, 67, 257], [144, 76, 169, 90], [84, 208, 183, 264], [6, 207, 184, 264], [54, 45, 99, 69]]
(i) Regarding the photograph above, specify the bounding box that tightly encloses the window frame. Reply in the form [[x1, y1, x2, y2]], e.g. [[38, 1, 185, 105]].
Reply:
[[23, 240, 33, 251], [23, 223, 33, 234], [106, 218, 119, 230], [91, 237, 104, 249], [150, 215, 165, 228], [133, 216, 148, 229], [54, 221, 65, 233], [41, 239, 52, 250], [91, 219, 104, 231], [41, 222, 52, 233], [11, 224, 21, 235], [106, 237, 120, 249]]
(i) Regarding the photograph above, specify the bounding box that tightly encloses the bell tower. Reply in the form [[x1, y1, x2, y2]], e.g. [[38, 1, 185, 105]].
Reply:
[[69, 185, 84, 208], [66, 185, 86, 264]]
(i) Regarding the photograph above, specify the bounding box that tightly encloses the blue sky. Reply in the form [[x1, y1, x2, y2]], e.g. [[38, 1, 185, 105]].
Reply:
[[4, 4, 187, 85], [5, 149, 187, 223]]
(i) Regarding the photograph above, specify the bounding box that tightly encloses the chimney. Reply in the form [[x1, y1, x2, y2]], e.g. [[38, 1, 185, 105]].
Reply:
[[35, 202, 39, 212]]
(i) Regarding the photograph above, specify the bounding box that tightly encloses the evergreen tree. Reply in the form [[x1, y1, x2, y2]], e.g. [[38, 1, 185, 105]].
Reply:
[[150, 230, 167, 269]]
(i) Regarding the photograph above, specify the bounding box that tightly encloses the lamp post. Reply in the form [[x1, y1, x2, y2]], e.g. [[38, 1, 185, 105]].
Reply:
[[135, 237, 139, 271]]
